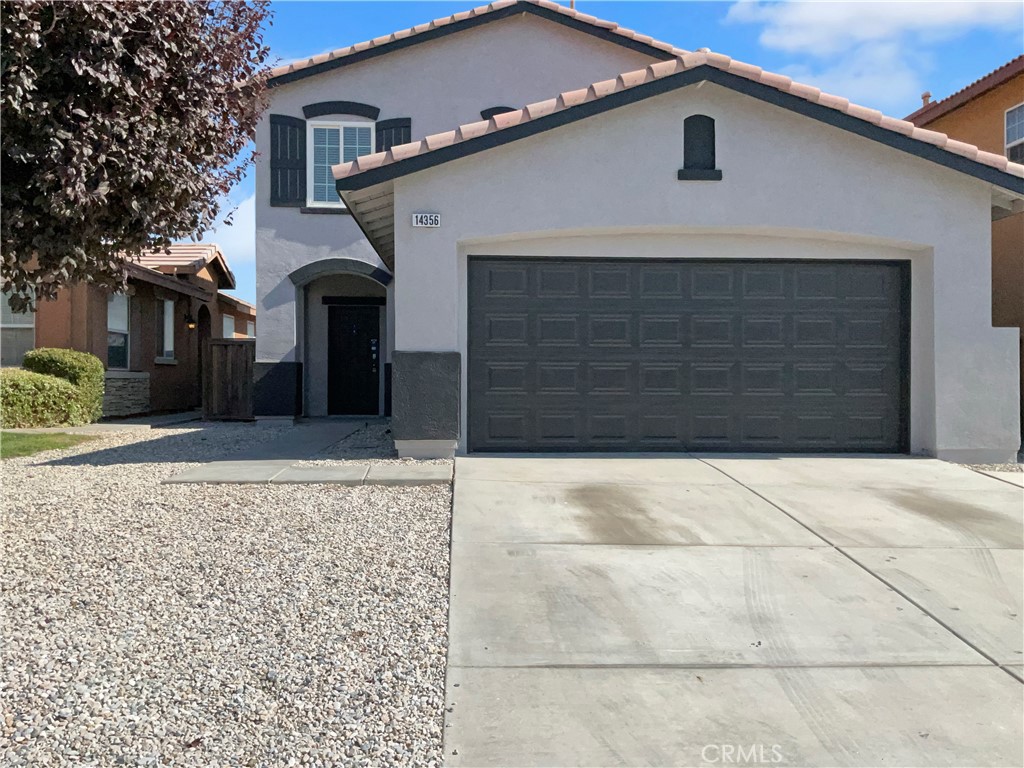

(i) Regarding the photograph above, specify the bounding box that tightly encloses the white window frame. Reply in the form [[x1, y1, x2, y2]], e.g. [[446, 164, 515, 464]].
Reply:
[[1006, 102, 1024, 161], [1, 291, 36, 366], [223, 314, 236, 338], [0, 293, 35, 330], [107, 293, 130, 370], [306, 120, 375, 208], [158, 299, 175, 359], [246, 321, 255, 338]]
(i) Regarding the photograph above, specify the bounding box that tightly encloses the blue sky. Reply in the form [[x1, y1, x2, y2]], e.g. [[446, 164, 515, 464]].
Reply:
[[208, 0, 1023, 303]]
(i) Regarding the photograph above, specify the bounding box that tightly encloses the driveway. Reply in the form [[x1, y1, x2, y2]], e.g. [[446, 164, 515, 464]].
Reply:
[[444, 455, 1023, 767]]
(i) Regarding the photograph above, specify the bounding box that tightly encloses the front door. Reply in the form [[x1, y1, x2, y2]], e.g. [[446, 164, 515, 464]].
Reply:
[[327, 305, 380, 415]]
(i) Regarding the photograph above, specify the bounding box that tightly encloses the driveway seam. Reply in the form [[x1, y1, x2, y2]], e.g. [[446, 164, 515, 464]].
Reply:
[[694, 457, 1014, 678]]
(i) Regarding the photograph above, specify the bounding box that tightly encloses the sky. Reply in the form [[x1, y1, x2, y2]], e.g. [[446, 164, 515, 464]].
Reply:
[[203, 0, 1024, 304]]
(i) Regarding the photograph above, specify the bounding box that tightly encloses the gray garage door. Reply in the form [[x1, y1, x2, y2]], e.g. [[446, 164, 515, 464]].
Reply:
[[468, 258, 908, 453]]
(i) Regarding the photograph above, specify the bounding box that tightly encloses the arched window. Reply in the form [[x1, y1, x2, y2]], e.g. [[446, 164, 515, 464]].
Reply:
[[678, 114, 722, 180]]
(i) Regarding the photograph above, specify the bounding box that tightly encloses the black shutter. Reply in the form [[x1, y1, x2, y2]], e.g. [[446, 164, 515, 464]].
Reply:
[[375, 117, 412, 153], [269, 114, 306, 207]]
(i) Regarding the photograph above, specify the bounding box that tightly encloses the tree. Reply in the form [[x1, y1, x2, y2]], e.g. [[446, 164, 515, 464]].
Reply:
[[1, 1, 271, 311]]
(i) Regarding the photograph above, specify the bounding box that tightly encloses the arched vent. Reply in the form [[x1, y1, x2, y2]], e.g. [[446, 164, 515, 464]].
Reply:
[[678, 114, 722, 180]]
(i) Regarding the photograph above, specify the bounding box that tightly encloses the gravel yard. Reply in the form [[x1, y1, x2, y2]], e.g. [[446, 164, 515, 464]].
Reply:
[[1, 424, 451, 766], [300, 422, 453, 467]]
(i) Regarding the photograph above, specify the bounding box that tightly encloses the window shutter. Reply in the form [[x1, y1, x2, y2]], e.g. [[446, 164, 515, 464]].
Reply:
[[375, 118, 412, 153], [269, 115, 306, 207]]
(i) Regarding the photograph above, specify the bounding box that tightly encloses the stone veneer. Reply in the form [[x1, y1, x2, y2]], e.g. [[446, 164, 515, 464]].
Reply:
[[103, 371, 150, 417]]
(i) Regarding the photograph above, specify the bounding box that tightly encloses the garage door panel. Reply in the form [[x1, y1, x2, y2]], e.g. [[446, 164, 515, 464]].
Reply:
[[469, 258, 907, 452]]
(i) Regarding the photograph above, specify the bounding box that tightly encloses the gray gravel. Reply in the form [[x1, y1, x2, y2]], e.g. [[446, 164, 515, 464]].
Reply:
[[958, 462, 1023, 473], [1, 425, 451, 766], [300, 422, 453, 467]]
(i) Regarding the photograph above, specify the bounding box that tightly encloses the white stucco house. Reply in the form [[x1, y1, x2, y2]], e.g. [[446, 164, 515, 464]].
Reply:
[[255, 0, 1024, 462]]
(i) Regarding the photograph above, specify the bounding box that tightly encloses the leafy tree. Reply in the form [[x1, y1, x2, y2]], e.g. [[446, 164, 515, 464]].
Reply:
[[1, 1, 271, 311]]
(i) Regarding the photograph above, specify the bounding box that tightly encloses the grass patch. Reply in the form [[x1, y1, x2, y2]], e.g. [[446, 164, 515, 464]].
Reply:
[[0, 431, 99, 459]]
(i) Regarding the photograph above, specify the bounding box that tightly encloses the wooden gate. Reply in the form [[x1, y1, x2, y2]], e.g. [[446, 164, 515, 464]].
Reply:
[[203, 339, 254, 420]]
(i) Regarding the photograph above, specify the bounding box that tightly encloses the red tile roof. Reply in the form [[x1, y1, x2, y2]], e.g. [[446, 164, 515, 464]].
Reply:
[[136, 244, 236, 290], [906, 55, 1024, 127], [268, 0, 685, 83], [334, 51, 1024, 186]]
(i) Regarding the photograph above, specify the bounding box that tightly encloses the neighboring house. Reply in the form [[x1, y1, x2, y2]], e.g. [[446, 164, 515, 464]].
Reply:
[[2, 243, 255, 418], [257, 0, 1024, 462], [906, 55, 1024, 440]]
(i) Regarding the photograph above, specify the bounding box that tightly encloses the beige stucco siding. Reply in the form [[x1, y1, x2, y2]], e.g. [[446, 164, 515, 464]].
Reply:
[[391, 82, 1019, 460]]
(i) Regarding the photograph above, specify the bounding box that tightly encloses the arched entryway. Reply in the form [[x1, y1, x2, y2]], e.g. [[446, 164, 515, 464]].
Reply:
[[289, 258, 393, 418]]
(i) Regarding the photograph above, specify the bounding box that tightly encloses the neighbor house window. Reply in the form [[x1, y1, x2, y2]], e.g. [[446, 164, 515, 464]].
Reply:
[[246, 321, 255, 338], [223, 315, 236, 338], [307, 121, 373, 206], [1, 291, 35, 366], [156, 299, 174, 358], [107, 294, 130, 369], [1006, 103, 1024, 163]]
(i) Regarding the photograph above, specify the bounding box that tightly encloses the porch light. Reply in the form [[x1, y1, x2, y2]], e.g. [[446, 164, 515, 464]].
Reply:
[[184, 312, 197, 330]]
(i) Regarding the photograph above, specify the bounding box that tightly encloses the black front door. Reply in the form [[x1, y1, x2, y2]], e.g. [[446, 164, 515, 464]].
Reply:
[[327, 305, 380, 415]]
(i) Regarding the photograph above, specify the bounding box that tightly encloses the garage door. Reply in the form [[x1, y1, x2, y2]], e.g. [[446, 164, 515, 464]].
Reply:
[[468, 258, 908, 453]]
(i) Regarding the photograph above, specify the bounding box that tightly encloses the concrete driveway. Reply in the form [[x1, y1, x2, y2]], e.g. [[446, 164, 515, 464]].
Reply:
[[444, 456, 1023, 767]]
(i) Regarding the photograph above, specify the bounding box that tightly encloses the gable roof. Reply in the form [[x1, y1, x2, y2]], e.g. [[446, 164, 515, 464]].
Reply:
[[334, 50, 1024, 197], [137, 244, 237, 290], [905, 55, 1024, 127], [267, 0, 683, 87]]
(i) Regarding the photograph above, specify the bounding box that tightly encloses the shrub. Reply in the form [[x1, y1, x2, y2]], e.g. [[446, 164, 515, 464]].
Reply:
[[0, 369, 88, 428], [23, 347, 105, 422]]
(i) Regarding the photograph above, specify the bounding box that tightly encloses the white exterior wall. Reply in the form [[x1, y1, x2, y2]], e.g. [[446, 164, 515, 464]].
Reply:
[[391, 83, 1020, 460], [255, 13, 658, 368]]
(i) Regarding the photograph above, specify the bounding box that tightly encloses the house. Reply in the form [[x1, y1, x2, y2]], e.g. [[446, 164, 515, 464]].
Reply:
[[1, 243, 256, 417], [906, 55, 1024, 441], [255, 0, 1024, 462]]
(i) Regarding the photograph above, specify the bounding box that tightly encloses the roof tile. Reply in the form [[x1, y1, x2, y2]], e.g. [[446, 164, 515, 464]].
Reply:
[[425, 131, 458, 150], [331, 43, 1024, 186], [846, 103, 883, 125], [558, 87, 590, 108], [457, 120, 492, 141], [271, 1, 688, 84], [816, 92, 850, 112], [788, 81, 822, 103], [525, 98, 560, 119]]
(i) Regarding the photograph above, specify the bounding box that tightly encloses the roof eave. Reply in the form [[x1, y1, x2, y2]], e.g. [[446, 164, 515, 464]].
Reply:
[[268, 2, 675, 88], [336, 65, 1024, 198]]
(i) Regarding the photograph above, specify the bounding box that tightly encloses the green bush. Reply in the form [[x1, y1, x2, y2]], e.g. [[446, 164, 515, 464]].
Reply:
[[0, 369, 89, 428], [23, 347, 105, 422]]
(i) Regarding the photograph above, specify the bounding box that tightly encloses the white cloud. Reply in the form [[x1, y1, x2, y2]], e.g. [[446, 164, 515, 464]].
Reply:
[[778, 42, 929, 112], [196, 194, 255, 265], [726, 1, 1021, 57], [726, 1, 1022, 114]]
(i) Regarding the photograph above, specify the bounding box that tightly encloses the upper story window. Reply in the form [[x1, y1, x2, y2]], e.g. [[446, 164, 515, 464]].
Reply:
[[108, 293, 130, 369], [1006, 103, 1024, 163], [246, 321, 255, 338], [307, 121, 374, 206]]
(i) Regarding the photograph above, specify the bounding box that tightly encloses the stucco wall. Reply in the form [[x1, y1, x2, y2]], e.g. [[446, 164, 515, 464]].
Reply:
[[390, 82, 1020, 460], [255, 12, 662, 370], [919, 74, 1024, 155]]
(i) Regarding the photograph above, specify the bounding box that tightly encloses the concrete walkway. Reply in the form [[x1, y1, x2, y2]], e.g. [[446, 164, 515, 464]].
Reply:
[[445, 455, 1023, 767], [163, 420, 452, 486]]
